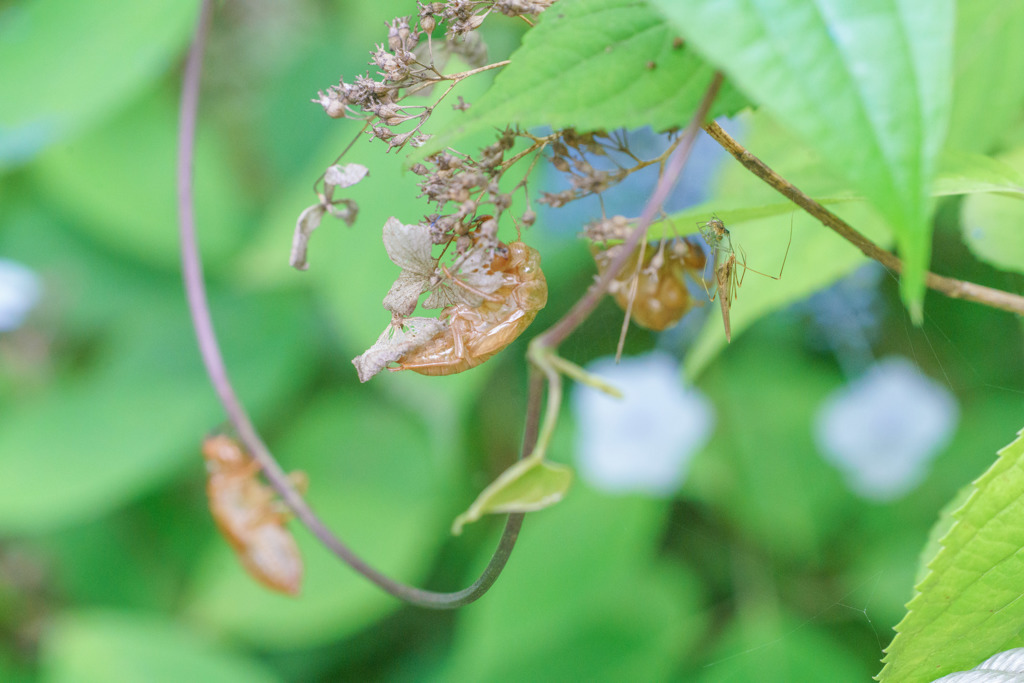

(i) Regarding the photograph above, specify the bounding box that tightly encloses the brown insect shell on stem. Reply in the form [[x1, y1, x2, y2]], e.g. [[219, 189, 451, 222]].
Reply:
[[592, 237, 707, 331], [393, 240, 548, 375], [201, 435, 305, 596]]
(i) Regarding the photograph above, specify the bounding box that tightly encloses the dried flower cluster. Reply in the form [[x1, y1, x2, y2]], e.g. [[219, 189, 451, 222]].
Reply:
[[298, 1, 719, 381], [314, 1, 553, 152]]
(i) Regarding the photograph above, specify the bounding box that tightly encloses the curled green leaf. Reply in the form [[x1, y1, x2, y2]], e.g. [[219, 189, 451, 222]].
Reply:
[[451, 458, 573, 535]]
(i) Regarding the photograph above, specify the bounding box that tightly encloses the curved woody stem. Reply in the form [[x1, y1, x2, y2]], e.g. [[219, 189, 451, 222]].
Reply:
[[177, 0, 522, 609]]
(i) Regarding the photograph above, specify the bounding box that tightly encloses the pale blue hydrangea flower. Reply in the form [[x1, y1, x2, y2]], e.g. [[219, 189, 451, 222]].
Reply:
[[571, 351, 714, 496], [814, 357, 959, 501], [0, 259, 41, 333]]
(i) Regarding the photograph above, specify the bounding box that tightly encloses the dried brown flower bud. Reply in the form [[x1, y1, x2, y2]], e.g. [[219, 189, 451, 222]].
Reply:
[[387, 17, 415, 52], [314, 89, 348, 118]]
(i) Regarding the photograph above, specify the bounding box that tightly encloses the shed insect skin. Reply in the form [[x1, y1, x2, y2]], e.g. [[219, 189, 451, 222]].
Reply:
[[593, 236, 706, 331], [393, 240, 548, 375], [201, 435, 304, 596]]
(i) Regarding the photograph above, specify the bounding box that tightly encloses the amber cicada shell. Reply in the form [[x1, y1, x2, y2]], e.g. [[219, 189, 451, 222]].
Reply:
[[592, 237, 707, 331], [201, 435, 304, 596], [394, 240, 548, 375]]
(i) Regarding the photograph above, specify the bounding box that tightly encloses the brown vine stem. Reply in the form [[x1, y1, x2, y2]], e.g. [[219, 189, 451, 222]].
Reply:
[[703, 121, 1024, 316], [178, 0, 521, 609]]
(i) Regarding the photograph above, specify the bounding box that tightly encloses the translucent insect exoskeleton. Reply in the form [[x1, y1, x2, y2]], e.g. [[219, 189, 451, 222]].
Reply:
[[392, 239, 548, 375], [201, 435, 305, 596], [592, 236, 707, 331], [698, 215, 791, 342]]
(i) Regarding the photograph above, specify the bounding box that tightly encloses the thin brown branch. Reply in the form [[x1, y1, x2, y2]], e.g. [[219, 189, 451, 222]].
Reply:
[[702, 121, 1024, 316], [178, 0, 520, 609]]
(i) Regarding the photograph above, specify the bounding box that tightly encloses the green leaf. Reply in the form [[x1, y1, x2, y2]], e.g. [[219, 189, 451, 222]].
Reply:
[[946, 2, 1024, 154], [960, 146, 1024, 275], [652, 0, 954, 322], [32, 89, 251, 271], [936, 151, 1024, 198], [39, 610, 281, 683], [0, 293, 315, 534], [685, 334, 853, 560], [0, 0, 197, 169], [879, 428, 1024, 683], [451, 457, 573, 535], [431, 0, 748, 152], [435, 485, 706, 681], [691, 607, 872, 682]]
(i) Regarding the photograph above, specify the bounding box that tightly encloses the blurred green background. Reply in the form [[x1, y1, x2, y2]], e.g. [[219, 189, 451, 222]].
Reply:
[[1, 1, 1023, 681]]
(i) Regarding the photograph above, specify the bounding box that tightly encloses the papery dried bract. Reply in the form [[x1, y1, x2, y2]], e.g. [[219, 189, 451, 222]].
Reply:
[[352, 317, 447, 382], [381, 217, 440, 315], [290, 163, 369, 270], [324, 163, 369, 190], [424, 241, 504, 309], [380, 216, 505, 315], [290, 204, 327, 271]]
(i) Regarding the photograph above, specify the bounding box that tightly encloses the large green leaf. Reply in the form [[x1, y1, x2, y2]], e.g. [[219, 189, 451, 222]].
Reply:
[[879, 428, 1024, 682], [39, 610, 280, 683], [433, 483, 706, 681], [430, 0, 748, 153], [0, 293, 315, 534], [0, 0, 197, 169], [685, 330, 853, 560], [945, 2, 1024, 154], [652, 0, 953, 322], [691, 607, 872, 682], [960, 146, 1024, 275], [32, 89, 251, 271]]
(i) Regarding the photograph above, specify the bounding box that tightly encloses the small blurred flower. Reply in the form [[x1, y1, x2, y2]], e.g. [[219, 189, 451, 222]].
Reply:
[[801, 262, 884, 374], [0, 259, 41, 333], [814, 357, 959, 501], [571, 351, 714, 496]]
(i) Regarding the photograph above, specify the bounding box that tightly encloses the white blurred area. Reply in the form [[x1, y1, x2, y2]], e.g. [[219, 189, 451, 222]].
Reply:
[[814, 356, 959, 501], [0, 259, 41, 333], [571, 351, 714, 496]]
